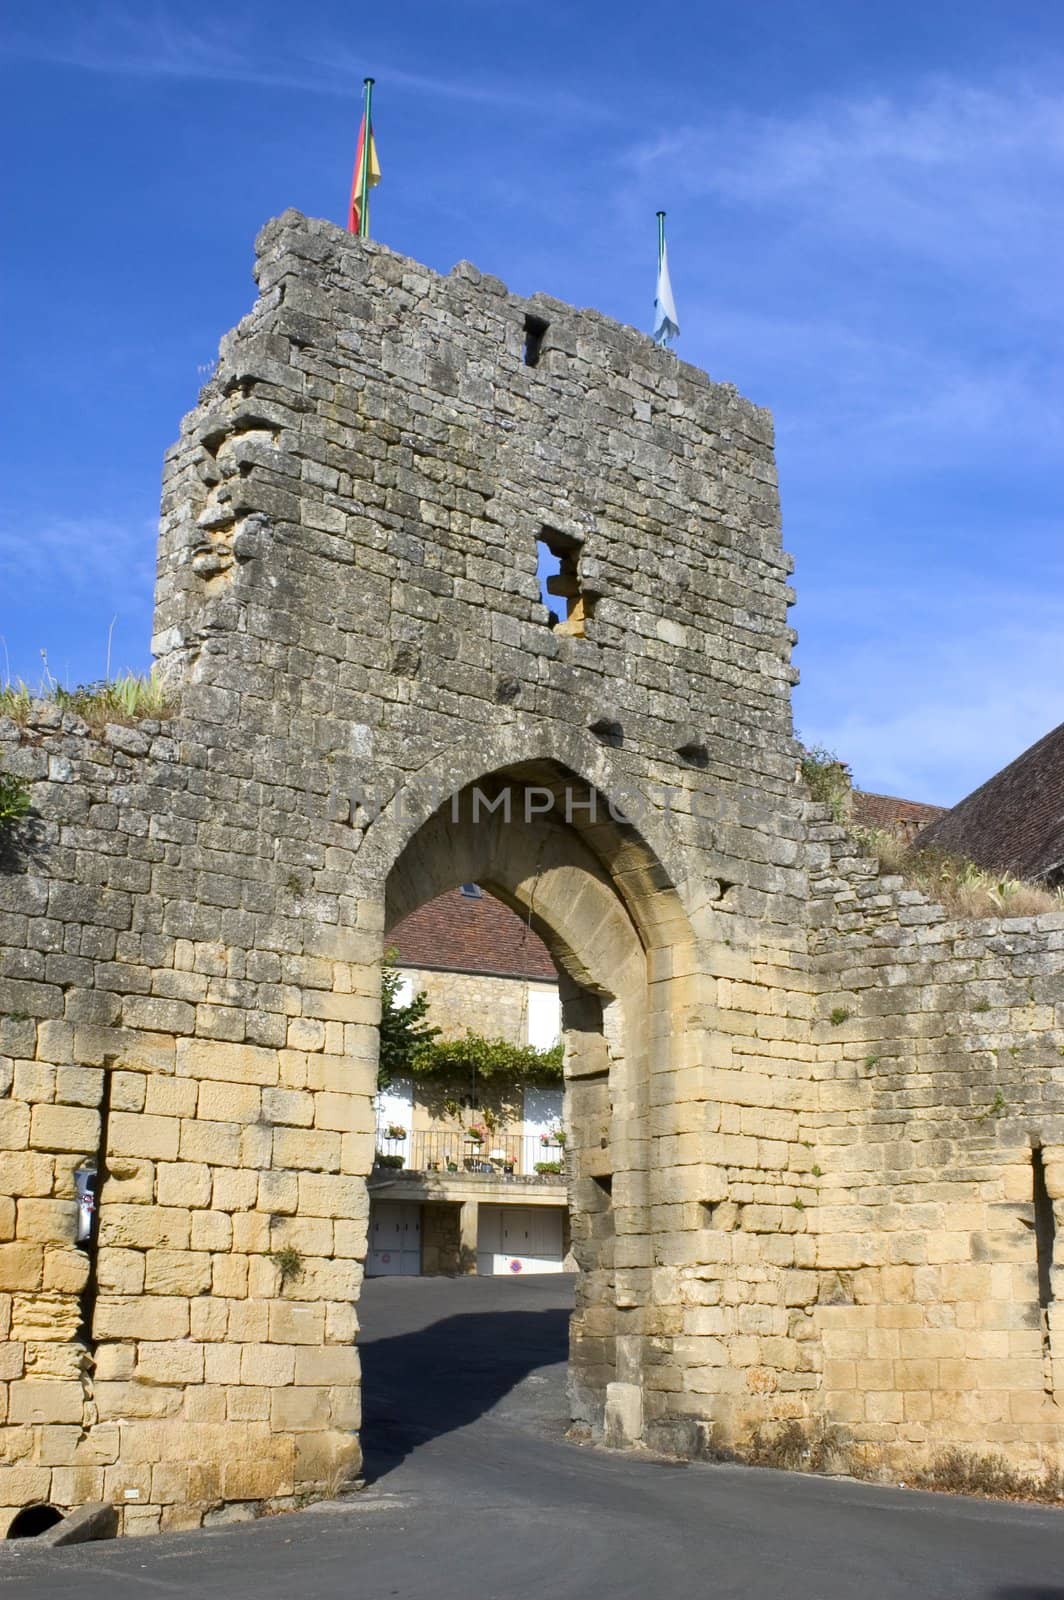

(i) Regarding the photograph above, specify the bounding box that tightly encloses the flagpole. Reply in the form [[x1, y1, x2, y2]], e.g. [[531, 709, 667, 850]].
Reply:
[[657, 209, 666, 272], [359, 77, 375, 239]]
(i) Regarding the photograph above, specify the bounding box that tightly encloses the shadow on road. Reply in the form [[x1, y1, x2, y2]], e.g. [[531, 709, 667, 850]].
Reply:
[[359, 1304, 570, 1481], [993, 1591, 1064, 1600]]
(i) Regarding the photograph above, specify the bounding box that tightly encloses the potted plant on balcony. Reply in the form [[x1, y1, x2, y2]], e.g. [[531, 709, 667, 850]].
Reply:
[[384, 1122, 406, 1142], [466, 1124, 487, 1145]]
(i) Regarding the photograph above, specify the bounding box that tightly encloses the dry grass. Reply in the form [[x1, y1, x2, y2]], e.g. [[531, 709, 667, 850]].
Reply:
[[799, 746, 1063, 919], [0, 671, 175, 732], [732, 1421, 1064, 1507], [0, 682, 33, 726], [912, 1448, 1064, 1506], [854, 827, 1064, 918], [739, 1417, 850, 1475]]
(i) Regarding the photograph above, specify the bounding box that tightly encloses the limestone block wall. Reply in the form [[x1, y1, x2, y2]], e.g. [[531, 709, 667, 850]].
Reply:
[[805, 812, 1064, 1466], [0, 707, 374, 1533]]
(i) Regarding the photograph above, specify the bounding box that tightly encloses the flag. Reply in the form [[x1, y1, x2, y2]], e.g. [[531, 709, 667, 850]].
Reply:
[[347, 100, 381, 237], [653, 239, 679, 347]]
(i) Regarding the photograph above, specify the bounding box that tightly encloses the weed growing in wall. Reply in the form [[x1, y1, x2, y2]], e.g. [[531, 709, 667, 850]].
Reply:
[[0, 773, 31, 838]]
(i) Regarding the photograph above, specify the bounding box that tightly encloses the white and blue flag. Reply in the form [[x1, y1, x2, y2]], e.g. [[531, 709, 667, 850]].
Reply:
[[652, 239, 679, 347]]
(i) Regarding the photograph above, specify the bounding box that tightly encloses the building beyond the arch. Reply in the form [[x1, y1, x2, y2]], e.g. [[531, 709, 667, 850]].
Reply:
[[0, 211, 1061, 1533]]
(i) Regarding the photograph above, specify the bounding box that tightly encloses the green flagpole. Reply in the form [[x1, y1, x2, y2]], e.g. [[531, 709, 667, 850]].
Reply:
[[359, 77, 375, 239], [657, 209, 666, 271]]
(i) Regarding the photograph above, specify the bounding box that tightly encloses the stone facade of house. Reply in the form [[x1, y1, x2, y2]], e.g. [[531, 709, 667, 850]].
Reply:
[[0, 209, 1061, 1533]]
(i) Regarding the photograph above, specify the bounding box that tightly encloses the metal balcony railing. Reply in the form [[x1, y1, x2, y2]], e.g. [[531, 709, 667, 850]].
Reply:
[[372, 1127, 567, 1185]]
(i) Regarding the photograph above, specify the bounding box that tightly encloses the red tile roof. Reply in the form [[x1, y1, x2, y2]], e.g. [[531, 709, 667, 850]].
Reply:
[[389, 888, 558, 980], [915, 720, 1064, 886], [852, 790, 946, 839]]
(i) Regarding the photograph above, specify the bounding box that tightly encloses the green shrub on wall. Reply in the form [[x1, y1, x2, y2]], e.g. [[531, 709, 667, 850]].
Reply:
[[0, 773, 31, 837]]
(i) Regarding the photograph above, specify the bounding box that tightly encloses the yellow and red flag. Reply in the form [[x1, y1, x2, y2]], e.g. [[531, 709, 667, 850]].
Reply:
[[347, 79, 381, 238]]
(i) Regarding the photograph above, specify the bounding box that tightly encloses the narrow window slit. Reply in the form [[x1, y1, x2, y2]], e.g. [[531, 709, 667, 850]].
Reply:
[[1032, 1143, 1056, 1390], [78, 1064, 113, 1352], [523, 314, 548, 367]]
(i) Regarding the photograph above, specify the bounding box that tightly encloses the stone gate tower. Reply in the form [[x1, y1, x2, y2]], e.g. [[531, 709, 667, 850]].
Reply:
[[0, 212, 1061, 1533]]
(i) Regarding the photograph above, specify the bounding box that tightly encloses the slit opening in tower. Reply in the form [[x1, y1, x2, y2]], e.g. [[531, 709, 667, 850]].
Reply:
[[523, 314, 548, 367], [537, 526, 594, 638], [1032, 1143, 1055, 1329]]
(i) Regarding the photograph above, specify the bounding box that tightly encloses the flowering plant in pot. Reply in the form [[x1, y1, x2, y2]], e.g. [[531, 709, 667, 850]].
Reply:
[[466, 1124, 487, 1144], [384, 1123, 406, 1141]]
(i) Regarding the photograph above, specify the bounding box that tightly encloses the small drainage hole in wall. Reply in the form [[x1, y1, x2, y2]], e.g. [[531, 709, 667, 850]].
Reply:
[[7, 1504, 63, 1539]]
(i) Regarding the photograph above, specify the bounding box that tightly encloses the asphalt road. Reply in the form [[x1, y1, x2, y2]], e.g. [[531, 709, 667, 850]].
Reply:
[[2, 1274, 1062, 1599]]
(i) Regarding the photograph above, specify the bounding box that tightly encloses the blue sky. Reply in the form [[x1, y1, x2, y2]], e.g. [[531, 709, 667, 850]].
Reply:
[[1, 1, 1061, 804]]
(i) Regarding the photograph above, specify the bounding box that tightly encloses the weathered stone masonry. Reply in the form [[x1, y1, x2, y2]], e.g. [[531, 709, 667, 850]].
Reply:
[[1, 209, 1061, 1532]]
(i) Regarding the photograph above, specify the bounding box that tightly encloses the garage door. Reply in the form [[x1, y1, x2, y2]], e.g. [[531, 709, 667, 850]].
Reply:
[[476, 1205, 565, 1276], [366, 1201, 422, 1276]]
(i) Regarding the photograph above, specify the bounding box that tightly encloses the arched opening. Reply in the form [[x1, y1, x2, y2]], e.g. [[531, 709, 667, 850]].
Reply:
[[360, 759, 697, 1457], [6, 1504, 63, 1540], [370, 881, 570, 1276]]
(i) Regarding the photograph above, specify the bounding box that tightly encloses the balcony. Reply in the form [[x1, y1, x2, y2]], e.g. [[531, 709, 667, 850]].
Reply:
[[372, 1128, 567, 1187]]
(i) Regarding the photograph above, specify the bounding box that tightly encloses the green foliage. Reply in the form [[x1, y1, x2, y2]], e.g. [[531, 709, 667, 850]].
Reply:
[[975, 1088, 1006, 1123], [412, 1030, 564, 1084], [0, 772, 31, 837], [267, 1244, 304, 1288], [378, 950, 439, 1090], [828, 1007, 850, 1027], [534, 1161, 563, 1176], [53, 670, 174, 731], [798, 743, 853, 826]]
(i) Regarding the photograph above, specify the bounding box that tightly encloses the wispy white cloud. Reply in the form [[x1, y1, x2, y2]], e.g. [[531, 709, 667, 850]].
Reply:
[[631, 78, 1064, 292], [0, 514, 155, 601], [0, 513, 157, 684], [625, 75, 1064, 490], [1, 7, 606, 119]]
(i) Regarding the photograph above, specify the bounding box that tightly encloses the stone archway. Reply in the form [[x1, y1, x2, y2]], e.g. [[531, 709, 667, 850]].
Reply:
[[369, 760, 699, 1444]]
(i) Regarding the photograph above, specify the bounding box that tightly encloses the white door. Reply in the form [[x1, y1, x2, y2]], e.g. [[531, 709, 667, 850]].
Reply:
[[375, 1074, 413, 1166], [366, 1201, 422, 1276], [523, 1083, 564, 1170]]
